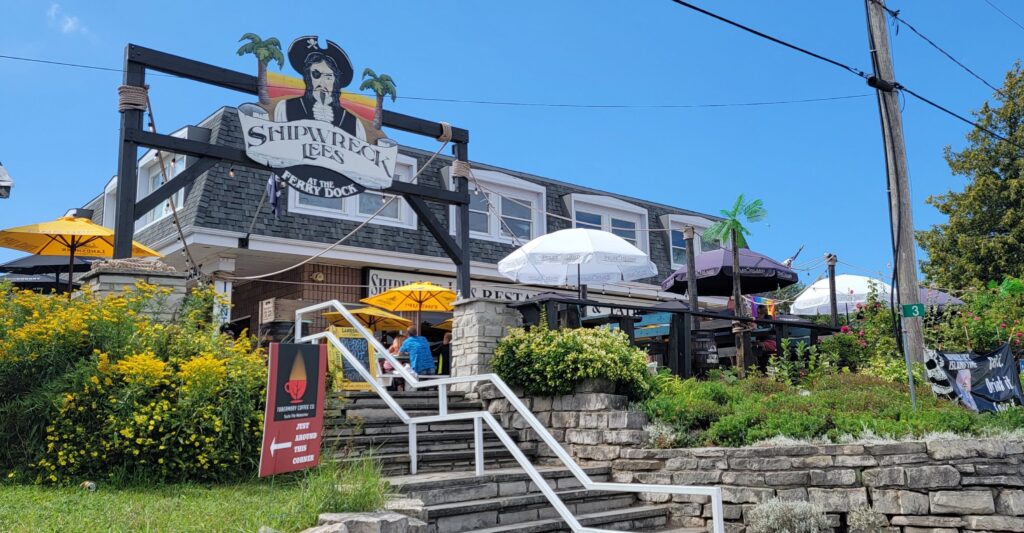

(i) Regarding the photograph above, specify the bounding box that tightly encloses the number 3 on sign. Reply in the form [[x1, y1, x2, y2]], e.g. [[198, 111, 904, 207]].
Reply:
[[901, 303, 925, 318]]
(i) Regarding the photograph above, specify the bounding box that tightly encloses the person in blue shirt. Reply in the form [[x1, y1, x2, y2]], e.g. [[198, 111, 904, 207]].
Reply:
[[400, 326, 436, 375]]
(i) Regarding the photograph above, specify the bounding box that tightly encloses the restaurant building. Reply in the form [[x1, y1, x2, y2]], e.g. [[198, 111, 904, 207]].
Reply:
[[83, 106, 722, 335]]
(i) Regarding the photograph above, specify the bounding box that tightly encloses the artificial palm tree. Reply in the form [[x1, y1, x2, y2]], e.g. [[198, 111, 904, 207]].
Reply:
[[360, 68, 397, 131], [704, 194, 767, 377], [237, 33, 284, 110]]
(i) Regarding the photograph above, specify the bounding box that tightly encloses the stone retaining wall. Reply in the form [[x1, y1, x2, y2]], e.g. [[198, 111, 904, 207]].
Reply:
[[611, 438, 1024, 532]]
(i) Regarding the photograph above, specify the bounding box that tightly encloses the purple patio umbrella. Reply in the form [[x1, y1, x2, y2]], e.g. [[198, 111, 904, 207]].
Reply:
[[661, 247, 798, 297], [919, 287, 964, 308]]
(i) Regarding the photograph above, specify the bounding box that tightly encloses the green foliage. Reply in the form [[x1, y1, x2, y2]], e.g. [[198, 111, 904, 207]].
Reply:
[[704, 194, 766, 249], [860, 354, 925, 385], [493, 324, 651, 399], [747, 500, 831, 533], [918, 63, 1024, 289], [360, 68, 398, 101], [642, 371, 1010, 447], [236, 33, 284, 68], [925, 277, 1024, 353], [0, 283, 267, 484], [767, 339, 839, 385]]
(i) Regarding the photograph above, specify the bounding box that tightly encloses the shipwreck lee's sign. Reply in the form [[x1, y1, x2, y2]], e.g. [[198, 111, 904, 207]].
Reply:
[[239, 35, 397, 199]]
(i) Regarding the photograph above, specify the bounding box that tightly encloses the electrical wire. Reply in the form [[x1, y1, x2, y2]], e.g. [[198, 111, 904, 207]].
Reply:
[[871, 0, 1005, 97], [0, 53, 871, 111], [982, 0, 1024, 32]]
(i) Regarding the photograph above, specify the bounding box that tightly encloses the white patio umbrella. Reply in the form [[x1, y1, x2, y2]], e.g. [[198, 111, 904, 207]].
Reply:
[[790, 274, 893, 316], [497, 228, 658, 297]]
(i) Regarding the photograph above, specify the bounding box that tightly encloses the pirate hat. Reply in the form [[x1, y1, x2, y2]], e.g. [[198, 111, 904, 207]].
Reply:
[[288, 35, 354, 87]]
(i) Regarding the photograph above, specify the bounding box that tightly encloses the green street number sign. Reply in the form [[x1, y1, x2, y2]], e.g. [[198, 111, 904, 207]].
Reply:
[[901, 303, 926, 318]]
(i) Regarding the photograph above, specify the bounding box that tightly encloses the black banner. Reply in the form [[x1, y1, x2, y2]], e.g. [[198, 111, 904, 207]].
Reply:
[[926, 344, 1023, 413]]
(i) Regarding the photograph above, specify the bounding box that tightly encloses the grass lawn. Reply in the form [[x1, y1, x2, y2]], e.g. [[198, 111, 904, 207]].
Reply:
[[0, 459, 390, 533]]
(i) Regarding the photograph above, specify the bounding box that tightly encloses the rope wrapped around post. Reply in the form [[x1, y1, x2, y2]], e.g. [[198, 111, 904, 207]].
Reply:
[[451, 159, 473, 179], [436, 121, 453, 143], [118, 85, 149, 113]]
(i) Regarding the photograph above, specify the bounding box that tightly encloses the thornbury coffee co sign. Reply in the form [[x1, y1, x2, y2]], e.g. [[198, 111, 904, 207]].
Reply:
[[238, 35, 398, 199]]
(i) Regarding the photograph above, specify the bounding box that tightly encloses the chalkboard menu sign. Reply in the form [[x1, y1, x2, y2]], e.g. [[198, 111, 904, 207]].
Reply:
[[328, 327, 377, 391]]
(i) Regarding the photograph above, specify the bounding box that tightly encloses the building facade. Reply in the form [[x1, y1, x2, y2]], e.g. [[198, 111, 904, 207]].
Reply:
[[85, 107, 722, 335]]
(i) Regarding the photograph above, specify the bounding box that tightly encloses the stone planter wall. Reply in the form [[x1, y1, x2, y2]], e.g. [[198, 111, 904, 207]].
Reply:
[[77, 259, 187, 321], [481, 382, 650, 465], [450, 298, 522, 393], [611, 438, 1024, 532]]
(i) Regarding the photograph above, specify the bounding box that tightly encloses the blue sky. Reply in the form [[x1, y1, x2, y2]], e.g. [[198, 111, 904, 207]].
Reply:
[[0, 0, 1020, 286]]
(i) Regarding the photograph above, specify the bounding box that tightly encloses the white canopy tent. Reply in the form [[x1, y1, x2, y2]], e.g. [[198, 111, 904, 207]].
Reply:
[[790, 274, 892, 316]]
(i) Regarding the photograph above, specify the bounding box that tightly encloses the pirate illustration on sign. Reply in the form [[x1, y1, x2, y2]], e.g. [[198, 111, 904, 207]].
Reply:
[[273, 36, 366, 140], [236, 34, 399, 202]]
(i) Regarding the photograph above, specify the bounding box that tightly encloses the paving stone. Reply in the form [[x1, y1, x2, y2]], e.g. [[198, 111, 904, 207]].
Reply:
[[863, 467, 907, 487], [728, 457, 793, 470], [835, 455, 879, 467], [776, 488, 808, 502], [890, 516, 966, 528], [964, 515, 1024, 532], [998, 490, 1024, 516], [906, 465, 961, 489], [808, 468, 857, 486], [927, 439, 1007, 460], [764, 471, 810, 486], [872, 489, 930, 515], [930, 490, 995, 514], [808, 487, 868, 512]]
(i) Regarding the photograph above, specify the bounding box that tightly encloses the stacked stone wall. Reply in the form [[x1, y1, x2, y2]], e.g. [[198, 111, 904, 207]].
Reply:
[[612, 439, 1024, 532]]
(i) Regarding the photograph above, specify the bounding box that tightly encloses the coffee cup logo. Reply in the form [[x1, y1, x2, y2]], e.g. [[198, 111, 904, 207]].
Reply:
[[285, 354, 308, 404]]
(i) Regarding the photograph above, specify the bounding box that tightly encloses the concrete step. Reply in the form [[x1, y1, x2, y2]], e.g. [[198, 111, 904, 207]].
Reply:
[[467, 504, 673, 533], [328, 431, 505, 456], [343, 446, 535, 476], [428, 489, 637, 533], [389, 466, 611, 506], [334, 390, 467, 400], [329, 397, 483, 411], [325, 420, 496, 437]]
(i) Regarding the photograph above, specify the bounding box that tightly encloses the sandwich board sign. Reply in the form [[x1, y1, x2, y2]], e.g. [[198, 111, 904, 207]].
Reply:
[[259, 343, 328, 477]]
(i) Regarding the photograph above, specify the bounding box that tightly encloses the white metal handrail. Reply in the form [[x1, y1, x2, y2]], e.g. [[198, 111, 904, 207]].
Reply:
[[297, 300, 724, 533]]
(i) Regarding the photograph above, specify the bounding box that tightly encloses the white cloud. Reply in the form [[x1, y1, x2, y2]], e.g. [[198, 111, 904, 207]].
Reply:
[[46, 4, 88, 35]]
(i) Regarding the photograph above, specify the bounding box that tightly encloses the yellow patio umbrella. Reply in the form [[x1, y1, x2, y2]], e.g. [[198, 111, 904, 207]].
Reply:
[[323, 306, 412, 332], [432, 317, 454, 331], [360, 281, 457, 335], [0, 216, 161, 294]]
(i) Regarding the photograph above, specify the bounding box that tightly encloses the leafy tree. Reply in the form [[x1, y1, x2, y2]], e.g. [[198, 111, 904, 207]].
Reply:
[[705, 194, 767, 377], [918, 64, 1024, 289], [237, 33, 284, 108], [359, 68, 397, 132]]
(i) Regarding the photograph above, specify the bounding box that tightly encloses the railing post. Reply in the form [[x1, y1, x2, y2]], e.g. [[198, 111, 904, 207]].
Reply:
[[473, 416, 484, 476], [409, 422, 417, 475], [711, 489, 725, 533], [439, 384, 448, 416]]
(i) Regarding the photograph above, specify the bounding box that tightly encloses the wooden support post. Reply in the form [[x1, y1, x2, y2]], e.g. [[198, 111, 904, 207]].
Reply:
[[683, 226, 699, 329], [113, 57, 145, 258], [826, 253, 838, 327], [866, 0, 925, 362], [453, 143, 472, 300], [682, 312, 693, 378]]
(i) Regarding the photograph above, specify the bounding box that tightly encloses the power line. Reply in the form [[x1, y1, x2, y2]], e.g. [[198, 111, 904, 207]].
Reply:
[[871, 0, 1005, 96], [982, 0, 1024, 32], [667, 0, 870, 80], [0, 52, 871, 110], [666, 0, 1024, 151]]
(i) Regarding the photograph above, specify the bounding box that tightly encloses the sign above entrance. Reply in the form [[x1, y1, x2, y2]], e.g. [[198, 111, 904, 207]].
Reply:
[[238, 35, 398, 199]]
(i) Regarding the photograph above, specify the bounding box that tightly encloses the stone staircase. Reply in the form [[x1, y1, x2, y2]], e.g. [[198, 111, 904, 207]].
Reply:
[[326, 391, 699, 532]]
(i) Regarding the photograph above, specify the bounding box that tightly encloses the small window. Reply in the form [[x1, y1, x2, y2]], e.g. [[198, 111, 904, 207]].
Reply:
[[661, 213, 720, 269], [575, 210, 602, 229], [670, 229, 688, 266], [358, 191, 400, 219], [469, 189, 491, 233], [611, 217, 638, 246], [568, 196, 649, 253], [449, 168, 547, 243], [501, 197, 533, 240]]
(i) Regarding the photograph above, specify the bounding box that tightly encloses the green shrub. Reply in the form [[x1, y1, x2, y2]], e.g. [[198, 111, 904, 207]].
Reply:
[[0, 282, 267, 484], [747, 500, 831, 533], [492, 324, 651, 399]]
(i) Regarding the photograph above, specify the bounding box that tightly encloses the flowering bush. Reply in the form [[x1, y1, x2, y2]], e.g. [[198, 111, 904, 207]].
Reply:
[[926, 278, 1024, 353], [0, 281, 266, 484], [493, 324, 652, 399]]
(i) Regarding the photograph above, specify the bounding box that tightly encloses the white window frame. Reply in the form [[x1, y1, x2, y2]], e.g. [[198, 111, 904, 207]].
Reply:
[[661, 213, 720, 269], [288, 153, 419, 230], [135, 147, 187, 232], [446, 167, 547, 244], [101, 176, 117, 229], [565, 193, 650, 253]]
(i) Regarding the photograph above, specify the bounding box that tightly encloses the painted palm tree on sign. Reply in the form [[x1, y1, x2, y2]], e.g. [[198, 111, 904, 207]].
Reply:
[[704, 194, 767, 377], [360, 68, 397, 132], [237, 33, 284, 109]]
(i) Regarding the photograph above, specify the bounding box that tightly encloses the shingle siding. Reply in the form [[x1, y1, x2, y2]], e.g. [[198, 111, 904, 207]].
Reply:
[[127, 107, 714, 281]]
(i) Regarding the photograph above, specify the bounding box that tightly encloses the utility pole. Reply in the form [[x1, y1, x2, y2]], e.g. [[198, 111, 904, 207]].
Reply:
[[865, 0, 924, 362], [825, 253, 838, 328]]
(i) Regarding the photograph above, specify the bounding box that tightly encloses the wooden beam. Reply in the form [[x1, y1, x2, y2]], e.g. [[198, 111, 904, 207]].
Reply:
[[133, 157, 218, 218], [128, 45, 257, 94], [405, 195, 463, 266]]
